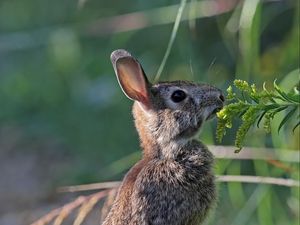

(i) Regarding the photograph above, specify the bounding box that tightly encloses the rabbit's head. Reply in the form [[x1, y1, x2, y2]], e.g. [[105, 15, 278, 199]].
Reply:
[[111, 49, 224, 158]]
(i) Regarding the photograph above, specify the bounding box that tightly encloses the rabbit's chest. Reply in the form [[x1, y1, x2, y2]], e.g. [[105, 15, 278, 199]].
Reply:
[[156, 159, 212, 186], [136, 158, 215, 201], [131, 160, 215, 225]]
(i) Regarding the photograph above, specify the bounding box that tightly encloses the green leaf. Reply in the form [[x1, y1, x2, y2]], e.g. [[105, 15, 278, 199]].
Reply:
[[238, 109, 248, 117], [278, 106, 297, 133], [249, 95, 259, 103], [257, 104, 285, 128], [274, 80, 297, 103], [263, 82, 268, 92], [270, 105, 289, 116], [269, 97, 277, 104], [264, 104, 280, 111], [286, 92, 300, 103], [292, 121, 300, 132], [241, 91, 246, 102], [257, 111, 267, 128]]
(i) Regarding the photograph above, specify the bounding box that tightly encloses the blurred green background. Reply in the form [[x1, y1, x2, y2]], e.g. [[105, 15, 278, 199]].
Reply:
[[0, 0, 299, 224]]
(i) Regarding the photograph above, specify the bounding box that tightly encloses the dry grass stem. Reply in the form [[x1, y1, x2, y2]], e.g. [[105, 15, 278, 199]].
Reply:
[[58, 175, 300, 194], [209, 145, 299, 163], [30, 190, 110, 225], [31, 175, 299, 225], [216, 175, 300, 187], [100, 189, 118, 222], [57, 181, 121, 193], [73, 191, 110, 225]]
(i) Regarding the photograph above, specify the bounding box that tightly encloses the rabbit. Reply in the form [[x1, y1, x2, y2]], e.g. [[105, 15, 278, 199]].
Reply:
[[102, 49, 224, 225]]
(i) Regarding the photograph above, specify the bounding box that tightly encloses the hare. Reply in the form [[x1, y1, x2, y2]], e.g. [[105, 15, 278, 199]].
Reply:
[[102, 49, 224, 225]]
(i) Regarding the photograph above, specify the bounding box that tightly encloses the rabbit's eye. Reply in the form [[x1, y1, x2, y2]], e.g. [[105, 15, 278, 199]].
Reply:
[[171, 90, 186, 103]]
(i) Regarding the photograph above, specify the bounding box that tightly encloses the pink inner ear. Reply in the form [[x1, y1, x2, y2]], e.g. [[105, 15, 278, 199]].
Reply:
[[116, 58, 150, 107]]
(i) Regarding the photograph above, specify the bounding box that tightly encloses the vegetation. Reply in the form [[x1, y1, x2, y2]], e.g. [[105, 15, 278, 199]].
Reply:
[[217, 78, 300, 152]]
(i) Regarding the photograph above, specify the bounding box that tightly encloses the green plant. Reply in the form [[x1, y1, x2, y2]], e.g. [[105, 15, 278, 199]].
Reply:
[[216, 78, 300, 152]]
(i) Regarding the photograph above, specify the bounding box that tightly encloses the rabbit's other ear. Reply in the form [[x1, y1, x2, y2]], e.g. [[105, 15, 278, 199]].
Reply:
[[111, 49, 152, 108]]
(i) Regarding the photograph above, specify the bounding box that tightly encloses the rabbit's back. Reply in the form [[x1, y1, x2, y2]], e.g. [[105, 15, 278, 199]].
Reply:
[[102, 159, 146, 224]]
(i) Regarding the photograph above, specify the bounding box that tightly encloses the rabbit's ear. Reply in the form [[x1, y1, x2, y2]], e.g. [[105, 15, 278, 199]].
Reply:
[[111, 49, 152, 108]]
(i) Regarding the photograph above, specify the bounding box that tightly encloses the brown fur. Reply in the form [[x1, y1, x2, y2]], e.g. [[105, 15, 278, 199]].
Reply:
[[102, 50, 224, 225]]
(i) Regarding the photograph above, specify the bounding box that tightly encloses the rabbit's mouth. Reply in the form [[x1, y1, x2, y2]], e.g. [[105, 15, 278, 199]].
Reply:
[[205, 105, 223, 121]]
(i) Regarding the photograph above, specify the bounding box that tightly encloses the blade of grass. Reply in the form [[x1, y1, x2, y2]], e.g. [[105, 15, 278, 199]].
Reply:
[[230, 185, 270, 225], [227, 161, 246, 208], [188, 0, 197, 34], [236, 0, 261, 80], [154, 0, 187, 82], [217, 0, 243, 60], [101, 151, 141, 178], [254, 159, 273, 225]]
